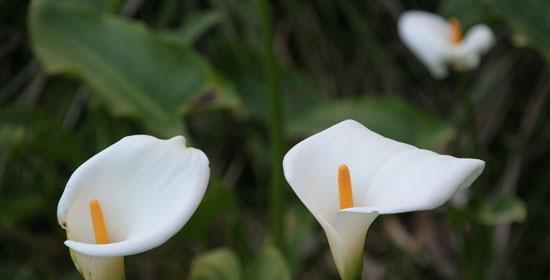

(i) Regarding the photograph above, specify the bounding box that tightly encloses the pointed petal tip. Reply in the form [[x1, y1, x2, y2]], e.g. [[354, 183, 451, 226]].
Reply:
[[340, 119, 361, 126], [339, 119, 366, 129], [461, 157, 485, 176], [457, 158, 485, 190], [328, 119, 365, 133], [168, 135, 187, 146]]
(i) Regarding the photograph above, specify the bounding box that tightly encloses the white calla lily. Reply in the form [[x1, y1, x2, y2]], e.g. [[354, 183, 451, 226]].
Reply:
[[58, 135, 210, 280], [283, 120, 484, 279], [398, 10, 495, 78]]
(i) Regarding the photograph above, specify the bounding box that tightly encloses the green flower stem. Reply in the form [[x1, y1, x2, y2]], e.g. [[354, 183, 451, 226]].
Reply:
[[257, 0, 284, 250]]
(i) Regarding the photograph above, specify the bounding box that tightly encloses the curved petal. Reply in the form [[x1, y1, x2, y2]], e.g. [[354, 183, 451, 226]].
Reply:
[[321, 209, 378, 280], [57, 135, 210, 257], [398, 10, 453, 78], [284, 120, 484, 278], [453, 24, 495, 70], [69, 250, 124, 280], [283, 120, 410, 222], [283, 120, 484, 217], [363, 148, 484, 214], [462, 24, 495, 54]]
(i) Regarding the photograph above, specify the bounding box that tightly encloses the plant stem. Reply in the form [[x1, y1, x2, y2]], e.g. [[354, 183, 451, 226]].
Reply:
[[257, 0, 284, 250]]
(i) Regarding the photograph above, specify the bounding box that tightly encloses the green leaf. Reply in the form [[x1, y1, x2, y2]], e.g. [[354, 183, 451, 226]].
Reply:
[[249, 246, 291, 280], [478, 195, 527, 225], [287, 96, 456, 150], [168, 11, 224, 45], [28, 0, 240, 136], [189, 248, 241, 280], [485, 0, 550, 61], [66, 0, 122, 13]]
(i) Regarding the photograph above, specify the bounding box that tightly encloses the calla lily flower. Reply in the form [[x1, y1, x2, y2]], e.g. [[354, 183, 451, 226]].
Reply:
[[57, 135, 209, 279], [398, 10, 495, 78], [283, 120, 484, 279]]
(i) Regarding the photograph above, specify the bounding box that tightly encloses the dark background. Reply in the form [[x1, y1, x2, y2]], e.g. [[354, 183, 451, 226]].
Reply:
[[0, 0, 549, 279]]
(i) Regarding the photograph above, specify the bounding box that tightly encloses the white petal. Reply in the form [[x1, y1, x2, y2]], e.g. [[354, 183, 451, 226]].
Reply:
[[283, 120, 484, 217], [453, 24, 495, 70], [363, 148, 484, 214], [65, 228, 125, 279], [284, 120, 405, 222], [321, 210, 378, 279], [57, 135, 210, 257], [69, 250, 124, 280], [398, 11, 453, 78], [462, 24, 495, 54]]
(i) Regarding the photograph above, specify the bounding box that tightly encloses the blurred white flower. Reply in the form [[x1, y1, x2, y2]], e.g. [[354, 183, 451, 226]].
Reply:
[[283, 120, 484, 279], [57, 135, 210, 280], [398, 10, 495, 78]]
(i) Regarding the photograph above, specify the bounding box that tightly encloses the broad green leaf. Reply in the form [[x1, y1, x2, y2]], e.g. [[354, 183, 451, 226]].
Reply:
[[478, 195, 527, 225], [28, 0, 240, 136], [66, 0, 121, 13], [189, 248, 241, 280], [168, 11, 224, 45], [485, 0, 550, 61], [249, 246, 291, 280], [287, 96, 455, 150]]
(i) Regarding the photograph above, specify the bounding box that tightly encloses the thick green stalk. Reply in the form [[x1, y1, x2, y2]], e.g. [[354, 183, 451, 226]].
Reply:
[[257, 0, 284, 250]]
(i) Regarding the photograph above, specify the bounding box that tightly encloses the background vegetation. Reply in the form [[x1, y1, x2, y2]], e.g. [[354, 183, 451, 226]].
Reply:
[[0, 0, 548, 279]]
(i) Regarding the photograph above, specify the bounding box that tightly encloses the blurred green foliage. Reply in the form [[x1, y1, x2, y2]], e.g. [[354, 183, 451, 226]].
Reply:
[[1, 0, 549, 279], [478, 195, 527, 226], [29, 0, 240, 136], [485, 0, 550, 61], [188, 246, 291, 280], [189, 248, 241, 280], [287, 96, 455, 150]]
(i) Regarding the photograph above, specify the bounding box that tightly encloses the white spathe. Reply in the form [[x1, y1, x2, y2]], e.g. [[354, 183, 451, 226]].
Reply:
[[283, 120, 484, 279], [398, 10, 495, 78], [58, 135, 210, 280]]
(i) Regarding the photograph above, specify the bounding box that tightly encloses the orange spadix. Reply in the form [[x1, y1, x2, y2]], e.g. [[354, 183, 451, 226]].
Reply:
[[449, 17, 463, 45], [338, 164, 354, 209], [89, 199, 110, 244]]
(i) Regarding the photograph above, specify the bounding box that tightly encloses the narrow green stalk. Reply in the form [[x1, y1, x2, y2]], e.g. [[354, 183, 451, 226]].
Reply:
[[257, 0, 284, 250]]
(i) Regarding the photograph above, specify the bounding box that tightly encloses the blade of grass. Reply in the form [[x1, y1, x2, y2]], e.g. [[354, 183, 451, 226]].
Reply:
[[257, 0, 284, 251]]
